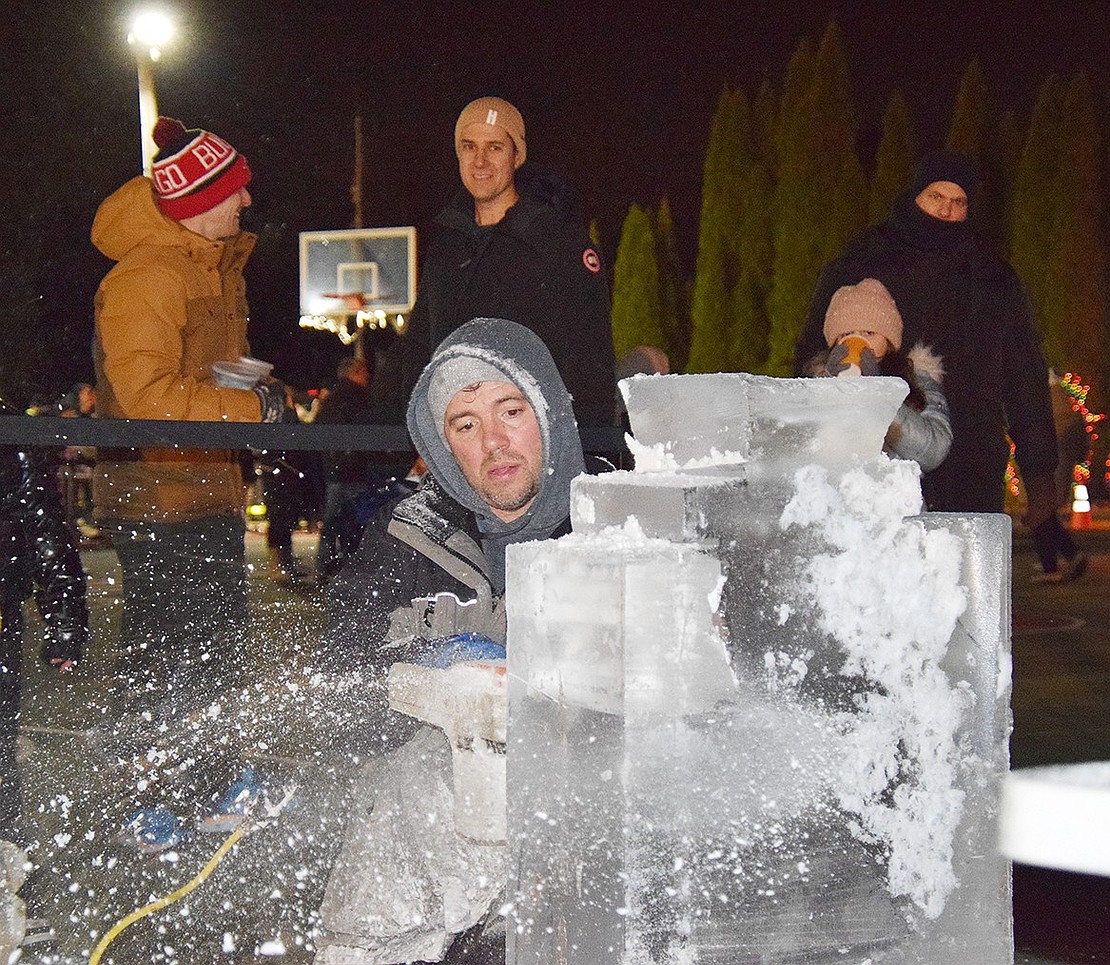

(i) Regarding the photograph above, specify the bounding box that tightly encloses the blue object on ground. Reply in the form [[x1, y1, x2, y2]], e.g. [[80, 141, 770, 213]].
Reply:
[[197, 766, 263, 833], [122, 805, 186, 852], [412, 633, 506, 669]]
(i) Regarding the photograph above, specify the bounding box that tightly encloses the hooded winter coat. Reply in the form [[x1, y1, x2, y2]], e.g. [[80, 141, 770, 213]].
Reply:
[[0, 429, 87, 665], [323, 318, 586, 674], [806, 343, 953, 472], [395, 165, 615, 426], [793, 190, 1056, 513], [91, 176, 263, 522]]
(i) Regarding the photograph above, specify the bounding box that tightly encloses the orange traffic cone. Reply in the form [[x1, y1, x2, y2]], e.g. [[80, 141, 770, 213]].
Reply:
[[1071, 483, 1093, 530]]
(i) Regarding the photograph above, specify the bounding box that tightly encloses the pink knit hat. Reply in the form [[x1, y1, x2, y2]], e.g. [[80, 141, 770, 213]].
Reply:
[[823, 278, 903, 351]]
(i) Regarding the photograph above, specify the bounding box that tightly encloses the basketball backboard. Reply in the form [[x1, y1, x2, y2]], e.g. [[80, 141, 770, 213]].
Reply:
[[299, 227, 416, 320]]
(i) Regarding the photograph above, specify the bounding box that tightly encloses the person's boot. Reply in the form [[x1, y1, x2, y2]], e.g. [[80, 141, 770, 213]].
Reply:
[[269, 547, 305, 584]]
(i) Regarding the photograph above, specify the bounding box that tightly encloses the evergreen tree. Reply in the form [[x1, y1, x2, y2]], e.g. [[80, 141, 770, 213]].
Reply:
[[946, 59, 1006, 244], [654, 198, 689, 371], [610, 204, 666, 363], [1010, 75, 1063, 340], [1012, 73, 1061, 328], [1012, 73, 1110, 403], [750, 77, 780, 167], [766, 20, 864, 375], [686, 88, 749, 372], [1047, 74, 1110, 401], [869, 90, 917, 223], [731, 162, 775, 373], [826, 152, 869, 264], [996, 108, 1026, 241]]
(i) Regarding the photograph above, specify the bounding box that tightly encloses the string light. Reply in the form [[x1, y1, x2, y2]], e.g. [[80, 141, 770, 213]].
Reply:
[[1008, 370, 1106, 499], [298, 310, 407, 345]]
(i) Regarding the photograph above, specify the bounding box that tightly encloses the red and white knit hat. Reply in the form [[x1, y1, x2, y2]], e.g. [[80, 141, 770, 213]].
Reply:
[[150, 117, 252, 220]]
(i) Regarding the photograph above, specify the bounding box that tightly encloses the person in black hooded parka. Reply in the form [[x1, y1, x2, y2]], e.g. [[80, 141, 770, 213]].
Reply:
[[1, 402, 87, 845], [793, 150, 1059, 523], [387, 96, 616, 429]]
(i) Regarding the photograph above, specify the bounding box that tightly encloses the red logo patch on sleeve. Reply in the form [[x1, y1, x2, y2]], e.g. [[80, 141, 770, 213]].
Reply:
[[583, 248, 601, 273]]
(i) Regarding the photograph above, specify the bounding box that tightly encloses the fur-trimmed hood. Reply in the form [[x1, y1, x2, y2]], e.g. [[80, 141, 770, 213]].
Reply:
[[906, 343, 945, 384]]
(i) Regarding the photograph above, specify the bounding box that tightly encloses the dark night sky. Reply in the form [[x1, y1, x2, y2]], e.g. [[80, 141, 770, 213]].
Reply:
[[6, 0, 1109, 385]]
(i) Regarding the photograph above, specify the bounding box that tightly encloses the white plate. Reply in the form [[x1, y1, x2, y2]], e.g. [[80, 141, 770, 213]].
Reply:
[[213, 361, 268, 389]]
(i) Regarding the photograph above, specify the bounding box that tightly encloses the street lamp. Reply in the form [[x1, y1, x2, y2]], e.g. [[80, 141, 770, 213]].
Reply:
[[127, 8, 174, 175]]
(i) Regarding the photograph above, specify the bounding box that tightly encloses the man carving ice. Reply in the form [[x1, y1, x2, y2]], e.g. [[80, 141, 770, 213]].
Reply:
[[316, 317, 588, 964]]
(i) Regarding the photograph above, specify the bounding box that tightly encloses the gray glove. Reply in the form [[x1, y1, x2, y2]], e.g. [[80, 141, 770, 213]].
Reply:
[[826, 340, 880, 377], [253, 379, 287, 423]]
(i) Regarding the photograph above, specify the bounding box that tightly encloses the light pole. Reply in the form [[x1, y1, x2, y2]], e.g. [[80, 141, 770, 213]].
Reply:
[[126, 9, 174, 176]]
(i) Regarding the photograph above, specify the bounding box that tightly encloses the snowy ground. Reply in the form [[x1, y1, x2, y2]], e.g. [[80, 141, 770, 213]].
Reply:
[[15, 530, 368, 964], [11, 526, 1102, 964]]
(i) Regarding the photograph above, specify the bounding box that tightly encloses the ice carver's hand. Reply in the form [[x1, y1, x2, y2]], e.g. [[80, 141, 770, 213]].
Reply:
[[826, 337, 879, 378], [1022, 471, 1059, 530], [253, 378, 288, 423], [413, 632, 506, 669]]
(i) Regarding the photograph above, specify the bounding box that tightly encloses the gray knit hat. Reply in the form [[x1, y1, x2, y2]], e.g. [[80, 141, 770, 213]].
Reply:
[[824, 278, 904, 351], [428, 357, 506, 442]]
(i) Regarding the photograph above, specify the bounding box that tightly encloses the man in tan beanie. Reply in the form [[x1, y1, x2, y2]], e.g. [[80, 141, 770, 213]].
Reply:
[[387, 96, 616, 427], [454, 96, 527, 226]]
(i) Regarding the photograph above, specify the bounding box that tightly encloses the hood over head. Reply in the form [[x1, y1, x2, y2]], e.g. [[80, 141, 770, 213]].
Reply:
[[407, 317, 585, 539], [92, 176, 255, 265], [92, 176, 181, 262]]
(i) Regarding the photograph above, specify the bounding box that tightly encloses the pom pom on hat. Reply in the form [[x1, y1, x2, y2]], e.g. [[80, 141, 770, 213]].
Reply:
[[150, 117, 252, 221], [153, 116, 189, 150], [454, 97, 526, 165], [824, 278, 904, 351]]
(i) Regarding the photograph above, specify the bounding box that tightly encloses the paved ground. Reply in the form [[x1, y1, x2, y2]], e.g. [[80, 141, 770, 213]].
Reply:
[[9, 516, 1110, 964], [1009, 513, 1110, 965], [15, 529, 354, 964]]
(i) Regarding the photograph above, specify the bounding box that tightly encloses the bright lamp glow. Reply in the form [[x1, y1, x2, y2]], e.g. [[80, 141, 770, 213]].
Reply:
[[128, 9, 174, 60]]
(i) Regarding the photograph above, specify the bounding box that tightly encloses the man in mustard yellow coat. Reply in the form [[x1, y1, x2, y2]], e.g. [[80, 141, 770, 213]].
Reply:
[[91, 117, 284, 847]]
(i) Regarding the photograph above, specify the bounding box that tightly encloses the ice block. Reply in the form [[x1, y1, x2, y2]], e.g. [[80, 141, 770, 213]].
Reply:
[[505, 373, 1012, 964]]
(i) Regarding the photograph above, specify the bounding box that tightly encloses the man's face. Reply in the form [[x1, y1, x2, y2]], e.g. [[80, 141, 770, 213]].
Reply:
[[914, 180, 969, 222], [443, 380, 542, 522], [457, 123, 519, 208], [184, 186, 252, 240]]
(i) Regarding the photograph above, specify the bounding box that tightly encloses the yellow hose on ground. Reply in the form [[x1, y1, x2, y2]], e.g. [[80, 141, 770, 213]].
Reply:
[[88, 822, 246, 965]]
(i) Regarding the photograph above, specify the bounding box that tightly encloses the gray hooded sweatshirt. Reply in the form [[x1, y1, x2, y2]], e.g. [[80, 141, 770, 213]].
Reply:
[[407, 317, 586, 592]]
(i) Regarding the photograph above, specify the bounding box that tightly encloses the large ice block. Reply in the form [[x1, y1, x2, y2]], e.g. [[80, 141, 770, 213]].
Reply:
[[508, 529, 736, 718], [621, 372, 907, 476], [571, 470, 747, 541], [506, 372, 1012, 964]]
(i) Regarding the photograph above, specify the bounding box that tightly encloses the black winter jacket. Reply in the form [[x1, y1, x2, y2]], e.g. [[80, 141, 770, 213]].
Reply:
[[0, 431, 88, 664], [399, 166, 616, 426], [793, 192, 1057, 513], [315, 377, 375, 485], [323, 475, 534, 675]]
